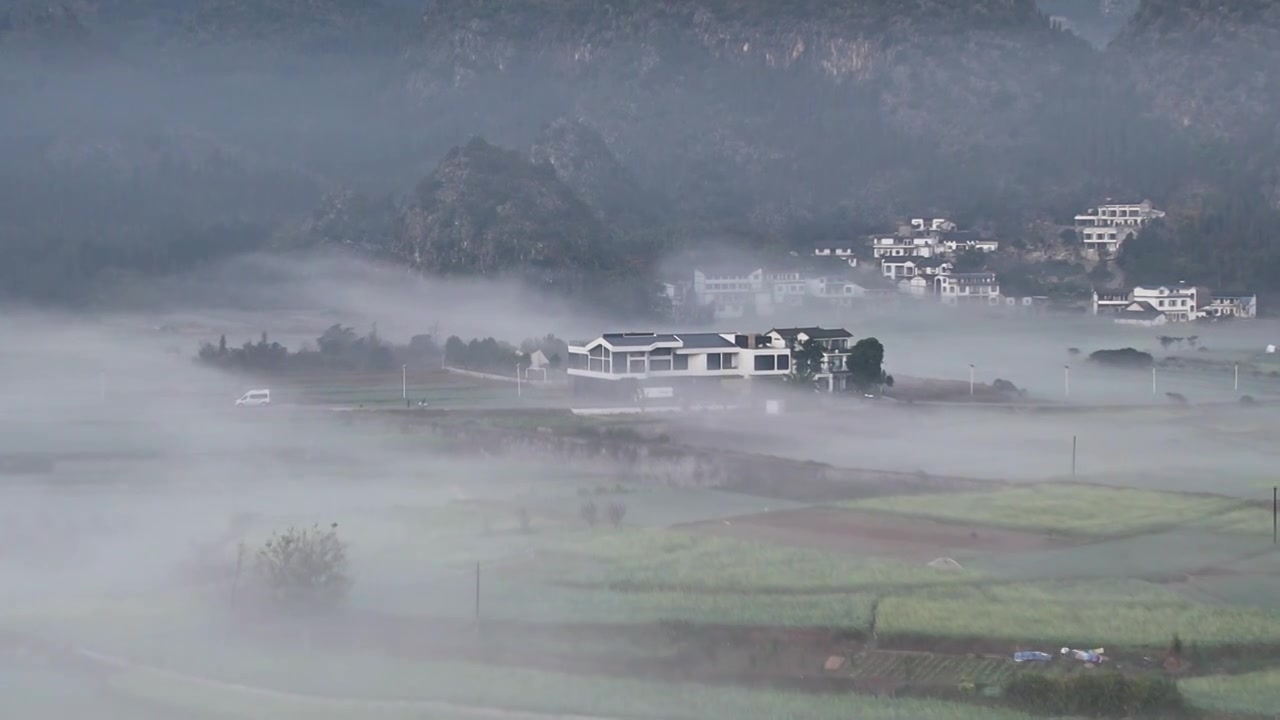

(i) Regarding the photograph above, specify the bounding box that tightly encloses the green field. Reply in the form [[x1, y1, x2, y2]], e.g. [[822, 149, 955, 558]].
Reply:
[[1180, 667, 1280, 716], [844, 484, 1248, 536], [549, 529, 982, 592], [876, 580, 1280, 649], [103, 656, 1040, 720]]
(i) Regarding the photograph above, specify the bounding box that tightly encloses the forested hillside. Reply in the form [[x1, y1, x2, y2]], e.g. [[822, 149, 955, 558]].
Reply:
[[0, 0, 1277, 308]]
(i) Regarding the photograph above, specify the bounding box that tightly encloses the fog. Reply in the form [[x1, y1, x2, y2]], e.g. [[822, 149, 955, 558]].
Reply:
[[5, 2, 1280, 717]]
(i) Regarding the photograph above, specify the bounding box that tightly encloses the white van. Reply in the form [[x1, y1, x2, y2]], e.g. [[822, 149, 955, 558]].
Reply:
[[235, 389, 271, 407]]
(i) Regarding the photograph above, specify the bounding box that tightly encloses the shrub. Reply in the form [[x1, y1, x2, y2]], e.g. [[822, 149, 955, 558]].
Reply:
[[580, 500, 599, 528], [1089, 348, 1155, 368], [607, 502, 627, 528], [252, 523, 351, 613]]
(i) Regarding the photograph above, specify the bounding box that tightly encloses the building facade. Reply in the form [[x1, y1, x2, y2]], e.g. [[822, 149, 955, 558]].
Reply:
[[567, 331, 792, 398], [1091, 283, 1206, 323], [1074, 200, 1165, 254]]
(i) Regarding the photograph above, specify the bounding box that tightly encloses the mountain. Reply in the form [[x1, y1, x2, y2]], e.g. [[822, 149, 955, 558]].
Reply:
[[529, 117, 661, 231], [391, 137, 609, 288], [3, 0, 1280, 309]]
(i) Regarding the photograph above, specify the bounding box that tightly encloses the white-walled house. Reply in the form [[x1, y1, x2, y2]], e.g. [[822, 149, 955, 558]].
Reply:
[[1075, 200, 1165, 228], [567, 331, 792, 397], [872, 236, 939, 259], [1113, 301, 1169, 327], [692, 268, 772, 320], [1206, 294, 1258, 319], [1091, 282, 1213, 323], [909, 218, 957, 233], [766, 326, 854, 392], [1075, 200, 1165, 254], [812, 242, 860, 267], [934, 272, 1000, 304]]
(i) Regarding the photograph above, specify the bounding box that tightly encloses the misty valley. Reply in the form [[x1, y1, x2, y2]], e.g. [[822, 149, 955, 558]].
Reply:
[[6, 0, 1280, 718]]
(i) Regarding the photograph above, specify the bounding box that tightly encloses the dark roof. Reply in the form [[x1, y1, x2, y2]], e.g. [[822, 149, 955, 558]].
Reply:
[[769, 327, 852, 340], [674, 333, 737, 349], [602, 332, 679, 347]]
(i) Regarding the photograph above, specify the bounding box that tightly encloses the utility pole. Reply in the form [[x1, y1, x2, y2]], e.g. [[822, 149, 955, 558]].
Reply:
[[1071, 435, 1077, 478], [1234, 363, 1239, 392], [516, 364, 522, 399], [402, 364, 407, 401], [969, 364, 974, 397], [1064, 365, 1071, 398], [1151, 366, 1157, 396]]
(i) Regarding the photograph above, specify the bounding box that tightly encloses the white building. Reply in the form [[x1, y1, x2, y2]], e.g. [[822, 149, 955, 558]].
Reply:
[[1092, 282, 1204, 322], [766, 326, 854, 392], [939, 231, 999, 253], [812, 242, 860, 268], [909, 218, 957, 233], [1113, 301, 1169, 327], [567, 331, 792, 397], [1206, 294, 1258, 319], [882, 257, 952, 280], [872, 235, 939, 259], [692, 268, 771, 320], [934, 272, 1000, 304], [1075, 200, 1165, 254]]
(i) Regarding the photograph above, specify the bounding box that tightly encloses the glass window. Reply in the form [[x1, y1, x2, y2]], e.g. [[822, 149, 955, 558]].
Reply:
[[754, 355, 775, 371], [707, 353, 722, 371], [674, 354, 689, 371], [778, 355, 790, 371]]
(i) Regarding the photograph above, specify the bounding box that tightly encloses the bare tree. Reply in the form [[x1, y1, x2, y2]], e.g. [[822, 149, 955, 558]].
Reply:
[[607, 502, 627, 528], [580, 500, 599, 528], [252, 523, 351, 612]]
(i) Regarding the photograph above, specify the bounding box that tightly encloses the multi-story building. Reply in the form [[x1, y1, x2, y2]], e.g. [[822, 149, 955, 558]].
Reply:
[[1091, 282, 1212, 323], [567, 331, 792, 398], [1074, 200, 1165, 254], [812, 242, 860, 268], [934, 272, 1001, 304], [872, 236, 940, 259], [1206, 294, 1258, 319], [765, 326, 853, 392]]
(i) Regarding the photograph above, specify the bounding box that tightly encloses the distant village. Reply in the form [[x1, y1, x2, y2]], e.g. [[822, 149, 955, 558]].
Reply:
[[662, 201, 1257, 326]]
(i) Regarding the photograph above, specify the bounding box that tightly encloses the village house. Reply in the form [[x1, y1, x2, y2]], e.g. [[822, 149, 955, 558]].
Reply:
[[766, 326, 854, 392], [566, 331, 792, 398], [938, 231, 999, 253], [1091, 282, 1207, 323], [1113, 301, 1170, 327], [934, 272, 1001, 304], [871, 235, 939, 259], [811, 241, 860, 268], [1074, 200, 1165, 254], [1205, 294, 1258, 319], [692, 267, 770, 319], [909, 218, 958, 234]]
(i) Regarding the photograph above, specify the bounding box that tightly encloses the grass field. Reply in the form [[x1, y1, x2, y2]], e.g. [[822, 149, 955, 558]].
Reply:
[[844, 484, 1249, 536], [876, 579, 1280, 649], [549, 529, 981, 592], [1180, 667, 1280, 716], [103, 655, 1041, 720]]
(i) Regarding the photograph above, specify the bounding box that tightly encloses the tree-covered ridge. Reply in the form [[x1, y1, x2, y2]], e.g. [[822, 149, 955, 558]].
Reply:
[[2, 0, 1280, 308]]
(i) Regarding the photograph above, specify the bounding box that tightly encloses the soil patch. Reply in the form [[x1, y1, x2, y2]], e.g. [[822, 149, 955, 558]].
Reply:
[[678, 508, 1072, 561]]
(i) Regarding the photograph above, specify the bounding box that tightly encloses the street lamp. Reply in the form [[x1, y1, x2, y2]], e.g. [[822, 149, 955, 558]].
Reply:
[[969, 364, 974, 397], [402, 364, 407, 401], [516, 363, 523, 399], [1064, 365, 1070, 398]]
